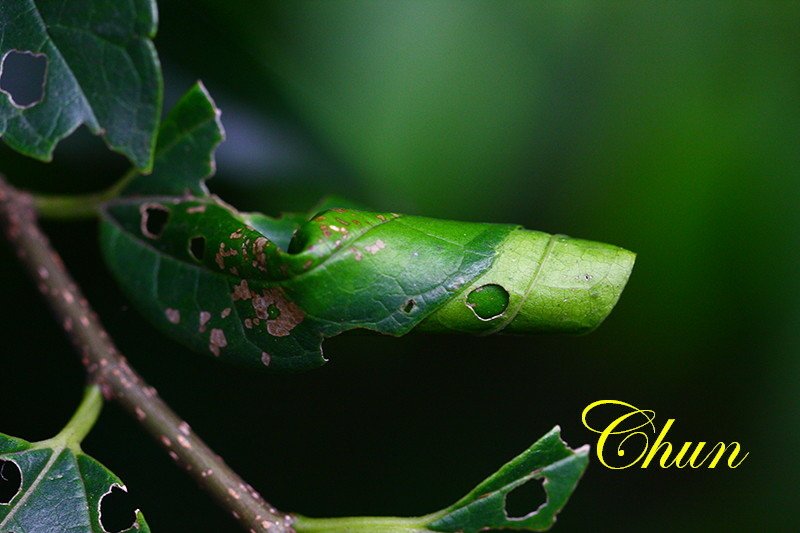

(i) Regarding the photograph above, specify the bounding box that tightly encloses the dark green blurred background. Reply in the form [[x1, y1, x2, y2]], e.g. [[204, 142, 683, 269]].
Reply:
[[2, 1, 798, 531]]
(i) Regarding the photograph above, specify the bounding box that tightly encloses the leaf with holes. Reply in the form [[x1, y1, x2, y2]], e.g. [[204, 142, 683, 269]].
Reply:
[[423, 426, 589, 532], [0, 0, 162, 169], [100, 193, 635, 371], [292, 426, 589, 532], [99, 85, 634, 371], [0, 433, 149, 533]]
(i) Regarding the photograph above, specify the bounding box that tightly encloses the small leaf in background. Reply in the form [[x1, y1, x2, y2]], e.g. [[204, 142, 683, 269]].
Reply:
[[425, 426, 589, 532], [291, 427, 588, 532], [121, 81, 223, 197], [0, 0, 162, 169], [0, 433, 149, 533]]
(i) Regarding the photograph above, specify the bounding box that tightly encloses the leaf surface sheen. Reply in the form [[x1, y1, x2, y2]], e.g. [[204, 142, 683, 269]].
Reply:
[[0, 433, 149, 533], [100, 83, 635, 371], [0, 0, 162, 169]]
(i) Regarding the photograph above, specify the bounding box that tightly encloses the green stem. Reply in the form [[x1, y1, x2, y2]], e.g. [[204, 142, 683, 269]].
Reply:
[[293, 515, 434, 533], [51, 385, 104, 450], [33, 167, 137, 219]]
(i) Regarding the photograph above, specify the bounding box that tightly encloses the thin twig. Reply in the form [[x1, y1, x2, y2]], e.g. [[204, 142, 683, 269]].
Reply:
[[0, 175, 295, 533]]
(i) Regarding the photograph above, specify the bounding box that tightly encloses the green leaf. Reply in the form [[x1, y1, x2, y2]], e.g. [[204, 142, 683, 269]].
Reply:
[[0, 0, 162, 169], [0, 388, 149, 533], [0, 436, 149, 533], [121, 81, 223, 196], [100, 194, 634, 371], [425, 426, 589, 532], [99, 85, 634, 372], [292, 426, 588, 533]]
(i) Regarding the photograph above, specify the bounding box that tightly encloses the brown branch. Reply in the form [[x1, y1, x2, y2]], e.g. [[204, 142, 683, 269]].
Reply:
[[0, 176, 295, 533]]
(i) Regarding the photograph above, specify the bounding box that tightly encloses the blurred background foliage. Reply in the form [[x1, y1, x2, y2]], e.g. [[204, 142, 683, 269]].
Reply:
[[2, 1, 798, 531]]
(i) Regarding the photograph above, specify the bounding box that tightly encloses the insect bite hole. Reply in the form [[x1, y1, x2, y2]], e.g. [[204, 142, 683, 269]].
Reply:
[[466, 284, 509, 320], [140, 204, 170, 239], [99, 485, 137, 533], [504, 479, 546, 520], [0, 50, 47, 108], [189, 236, 206, 261], [0, 459, 21, 504]]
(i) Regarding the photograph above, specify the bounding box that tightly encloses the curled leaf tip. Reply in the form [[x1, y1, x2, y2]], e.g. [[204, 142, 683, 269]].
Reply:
[[419, 231, 635, 336]]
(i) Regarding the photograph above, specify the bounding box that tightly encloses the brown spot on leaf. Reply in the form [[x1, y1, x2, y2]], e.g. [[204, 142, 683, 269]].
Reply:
[[251, 287, 305, 337], [365, 239, 386, 254], [253, 237, 268, 271], [209, 328, 227, 356], [215, 244, 226, 269], [186, 205, 206, 214], [232, 279, 251, 301], [199, 311, 211, 333], [221, 307, 231, 318], [351, 247, 363, 261], [165, 308, 180, 324], [261, 352, 271, 366]]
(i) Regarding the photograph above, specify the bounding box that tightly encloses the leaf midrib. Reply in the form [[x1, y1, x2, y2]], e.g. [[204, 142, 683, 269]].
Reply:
[[0, 444, 64, 528]]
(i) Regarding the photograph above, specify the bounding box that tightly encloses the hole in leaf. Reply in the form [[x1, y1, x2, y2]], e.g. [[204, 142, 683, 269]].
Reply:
[[0, 459, 22, 504], [267, 303, 281, 319], [99, 485, 136, 533], [139, 204, 169, 239], [189, 236, 206, 261], [0, 50, 47, 108], [287, 227, 310, 254], [504, 479, 546, 520], [466, 284, 509, 320], [402, 299, 416, 313]]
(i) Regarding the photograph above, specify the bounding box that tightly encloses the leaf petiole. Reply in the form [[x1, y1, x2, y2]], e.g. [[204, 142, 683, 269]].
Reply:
[[293, 514, 436, 533], [35, 384, 104, 451], [33, 167, 138, 220]]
